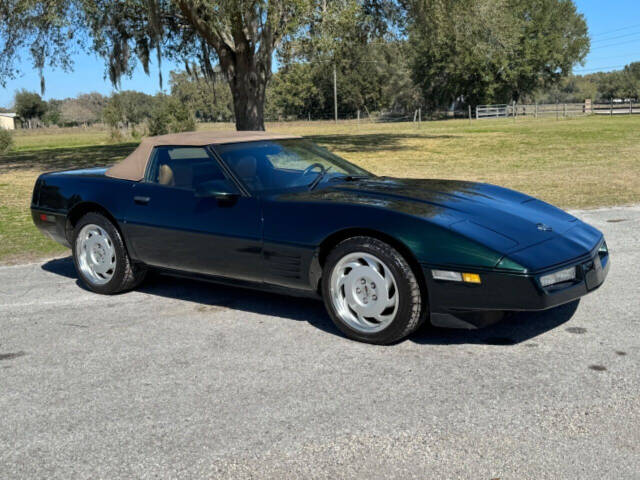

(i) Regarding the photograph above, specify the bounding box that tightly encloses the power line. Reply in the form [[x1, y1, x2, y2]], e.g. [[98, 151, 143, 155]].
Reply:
[[574, 64, 626, 73], [590, 23, 640, 38], [586, 53, 640, 62], [591, 31, 640, 44], [591, 38, 640, 50]]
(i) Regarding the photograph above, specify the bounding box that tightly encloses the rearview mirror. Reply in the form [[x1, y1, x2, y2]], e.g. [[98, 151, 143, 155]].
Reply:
[[194, 179, 240, 199]]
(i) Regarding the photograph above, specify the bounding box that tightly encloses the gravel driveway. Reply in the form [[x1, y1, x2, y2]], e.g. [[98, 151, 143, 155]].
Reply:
[[1, 205, 639, 479]]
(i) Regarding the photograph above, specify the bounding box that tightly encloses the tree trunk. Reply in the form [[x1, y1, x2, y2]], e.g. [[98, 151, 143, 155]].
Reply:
[[230, 79, 265, 131], [225, 51, 267, 131], [175, 1, 273, 131]]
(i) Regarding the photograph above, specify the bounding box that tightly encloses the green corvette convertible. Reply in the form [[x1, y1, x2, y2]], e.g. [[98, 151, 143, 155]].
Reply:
[[32, 131, 609, 344]]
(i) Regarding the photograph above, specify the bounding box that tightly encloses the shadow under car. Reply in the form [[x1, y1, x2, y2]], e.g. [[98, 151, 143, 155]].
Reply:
[[42, 256, 579, 346]]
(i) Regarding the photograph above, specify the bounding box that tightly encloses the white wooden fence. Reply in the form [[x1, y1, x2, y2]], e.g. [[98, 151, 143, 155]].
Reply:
[[475, 104, 510, 119], [476, 101, 640, 119]]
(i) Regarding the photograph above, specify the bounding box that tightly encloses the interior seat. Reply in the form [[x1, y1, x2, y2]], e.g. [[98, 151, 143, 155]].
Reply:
[[233, 155, 263, 191], [158, 164, 175, 186]]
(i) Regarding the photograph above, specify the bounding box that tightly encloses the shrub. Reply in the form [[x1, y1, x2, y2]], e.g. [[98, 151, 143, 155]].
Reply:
[[168, 99, 196, 133], [148, 96, 195, 136], [148, 106, 170, 136], [108, 128, 125, 143], [0, 129, 13, 154]]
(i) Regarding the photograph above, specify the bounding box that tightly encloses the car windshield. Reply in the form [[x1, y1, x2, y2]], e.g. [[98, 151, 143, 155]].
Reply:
[[214, 139, 372, 193]]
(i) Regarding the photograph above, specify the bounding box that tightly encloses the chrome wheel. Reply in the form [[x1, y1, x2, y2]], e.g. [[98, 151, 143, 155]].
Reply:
[[329, 251, 399, 333], [75, 224, 116, 285]]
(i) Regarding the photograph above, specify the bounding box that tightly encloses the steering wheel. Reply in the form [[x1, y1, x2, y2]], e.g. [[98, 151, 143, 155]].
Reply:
[[302, 162, 326, 176]]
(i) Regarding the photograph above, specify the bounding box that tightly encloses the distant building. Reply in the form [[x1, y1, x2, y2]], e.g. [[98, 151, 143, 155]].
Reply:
[[0, 113, 19, 130]]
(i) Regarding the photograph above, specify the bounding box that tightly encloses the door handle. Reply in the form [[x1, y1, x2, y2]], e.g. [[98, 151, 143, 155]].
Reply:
[[134, 196, 151, 205]]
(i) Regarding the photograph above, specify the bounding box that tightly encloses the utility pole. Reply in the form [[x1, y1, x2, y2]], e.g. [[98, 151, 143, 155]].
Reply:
[[321, 0, 337, 124], [333, 63, 338, 123]]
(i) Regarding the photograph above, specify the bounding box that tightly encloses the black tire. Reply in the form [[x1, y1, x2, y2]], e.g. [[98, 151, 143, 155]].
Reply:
[[321, 236, 426, 344], [71, 212, 147, 294]]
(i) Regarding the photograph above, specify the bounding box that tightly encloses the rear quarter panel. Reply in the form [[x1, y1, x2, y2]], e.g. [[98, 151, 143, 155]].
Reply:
[[32, 171, 135, 248]]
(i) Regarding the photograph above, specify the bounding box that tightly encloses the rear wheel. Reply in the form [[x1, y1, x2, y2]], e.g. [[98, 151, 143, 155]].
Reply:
[[322, 236, 425, 344], [72, 212, 146, 294]]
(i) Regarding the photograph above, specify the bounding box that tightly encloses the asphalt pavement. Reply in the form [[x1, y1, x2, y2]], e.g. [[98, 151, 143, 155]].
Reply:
[[1, 205, 639, 479]]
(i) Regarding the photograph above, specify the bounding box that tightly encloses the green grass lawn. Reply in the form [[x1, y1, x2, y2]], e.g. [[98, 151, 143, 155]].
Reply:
[[1, 115, 639, 264]]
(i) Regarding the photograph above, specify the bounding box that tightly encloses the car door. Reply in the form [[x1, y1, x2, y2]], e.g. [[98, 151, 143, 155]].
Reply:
[[213, 140, 325, 291], [123, 145, 263, 282]]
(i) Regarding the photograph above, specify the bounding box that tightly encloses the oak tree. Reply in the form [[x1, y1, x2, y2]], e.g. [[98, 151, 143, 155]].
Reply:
[[1, 0, 309, 130]]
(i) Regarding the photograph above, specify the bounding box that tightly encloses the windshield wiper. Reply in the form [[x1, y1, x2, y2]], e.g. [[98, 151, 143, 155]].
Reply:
[[335, 174, 369, 181], [308, 166, 332, 190]]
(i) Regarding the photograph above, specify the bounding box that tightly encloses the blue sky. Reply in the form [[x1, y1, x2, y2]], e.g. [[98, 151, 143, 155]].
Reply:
[[1, 0, 640, 107]]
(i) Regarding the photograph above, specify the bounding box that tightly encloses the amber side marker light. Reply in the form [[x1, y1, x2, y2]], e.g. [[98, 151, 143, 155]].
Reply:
[[432, 270, 482, 284], [462, 273, 482, 284]]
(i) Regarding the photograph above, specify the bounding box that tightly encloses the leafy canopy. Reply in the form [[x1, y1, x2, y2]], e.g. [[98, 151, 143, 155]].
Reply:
[[406, 0, 589, 109], [14, 89, 47, 120], [1, 0, 312, 130]]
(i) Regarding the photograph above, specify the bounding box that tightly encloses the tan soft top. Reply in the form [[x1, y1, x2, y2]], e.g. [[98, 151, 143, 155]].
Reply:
[[106, 130, 301, 181]]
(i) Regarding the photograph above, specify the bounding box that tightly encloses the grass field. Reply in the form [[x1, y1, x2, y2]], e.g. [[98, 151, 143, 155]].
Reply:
[[1, 115, 639, 264]]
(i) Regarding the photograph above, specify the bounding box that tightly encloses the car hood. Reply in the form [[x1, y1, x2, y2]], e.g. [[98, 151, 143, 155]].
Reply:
[[313, 177, 600, 259]]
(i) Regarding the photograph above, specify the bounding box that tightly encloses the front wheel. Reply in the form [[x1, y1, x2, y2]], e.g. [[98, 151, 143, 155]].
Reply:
[[322, 236, 425, 344], [72, 212, 146, 294]]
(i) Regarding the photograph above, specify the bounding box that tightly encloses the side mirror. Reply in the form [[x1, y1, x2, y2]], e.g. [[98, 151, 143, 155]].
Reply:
[[195, 179, 240, 199]]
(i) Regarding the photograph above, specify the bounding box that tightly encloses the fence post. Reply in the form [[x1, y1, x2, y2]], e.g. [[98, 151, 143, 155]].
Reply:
[[556, 102, 559, 120], [418, 107, 422, 125], [610, 99, 613, 117], [564, 103, 567, 118], [475, 106, 478, 120], [468, 105, 472, 124], [357, 109, 360, 126], [535, 102, 538, 119], [630, 100, 633, 115]]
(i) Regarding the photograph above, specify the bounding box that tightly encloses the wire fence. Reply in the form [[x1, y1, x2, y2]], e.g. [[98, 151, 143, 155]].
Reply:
[[262, 107, 473, 125]]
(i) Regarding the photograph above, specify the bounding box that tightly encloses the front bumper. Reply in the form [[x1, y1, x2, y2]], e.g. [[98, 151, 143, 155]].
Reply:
[[423, 242, 609, 329]]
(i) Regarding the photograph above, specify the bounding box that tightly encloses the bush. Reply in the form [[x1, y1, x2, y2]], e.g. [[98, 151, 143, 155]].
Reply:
[[148, 106, 170, 136], [148, 96, 195, 136], [168, 99, 196, 133], [0, 129, 13, 154], [109, 128, 124, 143]]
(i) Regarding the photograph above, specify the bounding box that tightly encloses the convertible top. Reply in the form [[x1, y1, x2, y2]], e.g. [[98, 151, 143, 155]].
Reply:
[[105, 130, 301, 181]]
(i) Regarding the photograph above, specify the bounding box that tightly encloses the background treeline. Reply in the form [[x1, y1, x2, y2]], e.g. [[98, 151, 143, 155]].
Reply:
[[533, 63, 640, 103], [4, 0, 638, 129], [10, 60, 640, 131]]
